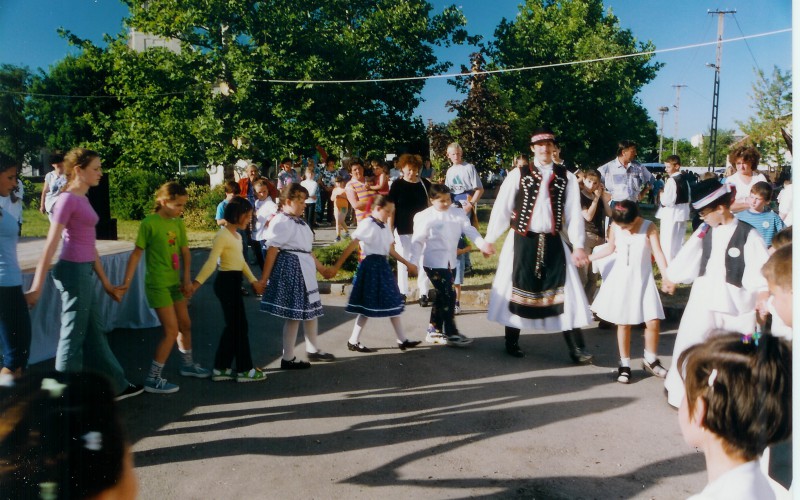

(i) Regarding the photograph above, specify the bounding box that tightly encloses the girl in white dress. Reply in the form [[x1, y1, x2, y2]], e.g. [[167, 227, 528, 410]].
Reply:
[[678, 332, 790, 500], [589, 200, 670, 384]]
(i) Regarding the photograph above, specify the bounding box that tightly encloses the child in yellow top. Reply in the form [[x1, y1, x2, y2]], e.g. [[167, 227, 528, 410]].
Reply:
[[192, 197, 266, 382]]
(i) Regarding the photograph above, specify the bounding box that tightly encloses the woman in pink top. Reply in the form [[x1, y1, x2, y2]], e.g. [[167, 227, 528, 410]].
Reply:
[[27, 148, 143, 401]]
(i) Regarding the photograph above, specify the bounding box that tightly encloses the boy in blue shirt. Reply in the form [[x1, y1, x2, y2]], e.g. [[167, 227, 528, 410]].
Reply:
[[735, 181, 785, 247]]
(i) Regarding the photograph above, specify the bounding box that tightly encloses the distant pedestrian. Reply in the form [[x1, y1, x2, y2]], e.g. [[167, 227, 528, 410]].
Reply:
[[597, 140, 653, 204]]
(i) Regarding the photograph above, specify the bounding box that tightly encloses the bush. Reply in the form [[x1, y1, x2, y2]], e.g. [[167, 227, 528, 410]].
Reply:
[[20, 177, 40, 209], [313, 239, 358, 273], [183, 183, 223, 231], [108, 168, 168, 220]]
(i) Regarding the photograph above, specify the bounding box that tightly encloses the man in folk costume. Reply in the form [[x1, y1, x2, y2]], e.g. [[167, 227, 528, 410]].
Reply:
[[484, 128, 593, 362]]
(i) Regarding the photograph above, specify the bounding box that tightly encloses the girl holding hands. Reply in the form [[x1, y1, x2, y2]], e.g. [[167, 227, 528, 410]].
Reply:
[[589, 200, 670, 384], [116, 182, 209, 394], [330, 196, 422, 352], [192, 197, 266, 382], [258, 184, 337, 369]]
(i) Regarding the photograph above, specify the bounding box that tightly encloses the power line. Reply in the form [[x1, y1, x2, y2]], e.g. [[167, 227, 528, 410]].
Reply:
[[0, 27, 790, 98]]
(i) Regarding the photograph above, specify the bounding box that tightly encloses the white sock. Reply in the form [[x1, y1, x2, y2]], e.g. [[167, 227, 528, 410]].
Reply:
[[282, 320, 300, 361], [619, 357, 631, 368], [643, 350, 657, 364], [304, 319, 320, 354], [178, 348, 193, 367], [390, 316, 407, 342], [349, 315, 368, 345]]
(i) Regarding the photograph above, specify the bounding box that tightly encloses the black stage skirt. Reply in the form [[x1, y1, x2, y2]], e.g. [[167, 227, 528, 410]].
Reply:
[[509, 231, 566, 319], [346, 255, 405, 318]]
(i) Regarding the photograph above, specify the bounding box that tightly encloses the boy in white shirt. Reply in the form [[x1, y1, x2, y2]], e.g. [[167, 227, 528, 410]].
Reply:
[[410, 184, 492, 346], [300, 167, 320, 231], [656, 155, 691, 263]]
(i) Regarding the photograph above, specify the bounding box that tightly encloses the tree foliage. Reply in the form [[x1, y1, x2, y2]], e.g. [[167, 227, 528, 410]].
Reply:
[[487, 0, 661, 167], [0, 64, 37, 162], [444, 52, 512, 171], [736, 66, 792, 170]]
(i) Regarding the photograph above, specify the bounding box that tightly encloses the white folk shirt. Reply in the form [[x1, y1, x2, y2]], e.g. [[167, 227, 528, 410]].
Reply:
[[656, 173, 690, 222], [352, 216, 394, 256], [410, 205, 485, 269]]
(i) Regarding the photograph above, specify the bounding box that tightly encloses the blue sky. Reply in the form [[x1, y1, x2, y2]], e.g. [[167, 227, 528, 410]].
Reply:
[[0, 0, 791, 141]]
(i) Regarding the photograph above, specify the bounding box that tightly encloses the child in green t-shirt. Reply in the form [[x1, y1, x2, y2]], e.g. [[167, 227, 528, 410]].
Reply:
[[116, 182, 211, 394]]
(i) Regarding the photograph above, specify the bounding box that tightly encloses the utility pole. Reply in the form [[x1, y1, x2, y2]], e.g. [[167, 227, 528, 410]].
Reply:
[[658, 106, 669, 163], [707, 9, 736, 170], [671, 84, 687, 154]]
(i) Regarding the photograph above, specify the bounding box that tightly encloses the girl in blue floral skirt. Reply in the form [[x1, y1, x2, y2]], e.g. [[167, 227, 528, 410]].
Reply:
[[331, 196, 422, 353], [257, 184, 337, 369]]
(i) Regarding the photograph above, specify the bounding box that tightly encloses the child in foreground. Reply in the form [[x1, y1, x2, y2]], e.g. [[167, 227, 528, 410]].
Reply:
[[589, 200, 670, 384], [661, 178, 770, 408], [193, 197, 266, 382], [410, 184, 491, 347], [0, 371, 138, 499], [331, 196, 422, 352], [258, 184, 337, 369], [117, 182, 210, 394], [678, 332, 790, 499]]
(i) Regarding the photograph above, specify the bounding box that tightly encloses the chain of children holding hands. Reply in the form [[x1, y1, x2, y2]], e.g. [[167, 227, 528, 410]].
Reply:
[[0, 128, 792, 497]]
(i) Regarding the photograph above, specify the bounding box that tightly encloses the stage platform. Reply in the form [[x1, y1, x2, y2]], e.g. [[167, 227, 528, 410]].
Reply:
[[19, 238, 160, 364]]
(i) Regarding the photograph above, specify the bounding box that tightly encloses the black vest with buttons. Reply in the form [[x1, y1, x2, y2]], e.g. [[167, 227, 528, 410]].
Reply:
[[512, 164, 569, 236], [698, 221, 751, 288]]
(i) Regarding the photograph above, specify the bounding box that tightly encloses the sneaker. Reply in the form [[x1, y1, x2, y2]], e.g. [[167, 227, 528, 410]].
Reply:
[[454, 302, 461, 315], [617, 366, 632, 384], [144, 377, 180, 394], [425, 326, 447, 345], [343, 232, 351, 239], [642, 358, 668, 378], [237, 368, 267, 383], [419, 294, 430, 307], [115, 383, 144, 401], [307, 351, 336, 362], [281, 357, 311, 370], [335, 236, 341, 242], [180, 363, 211, 379], [445, 334, 474, 347], [212, 368, 235, 381]]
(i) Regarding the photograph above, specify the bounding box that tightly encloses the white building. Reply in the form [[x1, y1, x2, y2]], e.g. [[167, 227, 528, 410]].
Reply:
[[128, 29, 181, 54]]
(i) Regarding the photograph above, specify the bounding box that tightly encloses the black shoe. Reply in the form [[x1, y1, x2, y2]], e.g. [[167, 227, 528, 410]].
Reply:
[[401, 294, 407, 304], [569, 348, 594, 364], [506, 343, 525, 358], [240, 287, 250, 296], [347, 342, 375, 353], [398, 339, 422, 350], [115, 383, 144, 401], [280, 357, 311, 370], [307, 351, 336, 362], [419, 295, 429, 307]]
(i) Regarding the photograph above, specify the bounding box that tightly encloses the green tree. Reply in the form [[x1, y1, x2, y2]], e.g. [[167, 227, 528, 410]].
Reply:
[[737, 66, 792, 172], [696, 129, 737, 170], [660, 137, 701, 166], [446, 52, 512, 171], [122, 0, 475, 163], [0, 64, 37, 162], [488, 0, 661, 168]]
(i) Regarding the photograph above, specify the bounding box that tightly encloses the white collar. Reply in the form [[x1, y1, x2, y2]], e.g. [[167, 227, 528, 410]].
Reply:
[[534, 160, 554, 170]]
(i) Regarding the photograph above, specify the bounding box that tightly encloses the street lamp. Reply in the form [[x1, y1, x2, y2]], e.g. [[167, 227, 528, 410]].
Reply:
[[658, 106, 669, 163]]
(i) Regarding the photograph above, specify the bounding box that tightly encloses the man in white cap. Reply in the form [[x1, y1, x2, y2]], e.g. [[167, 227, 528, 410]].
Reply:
[[483, 127, 593, 362]]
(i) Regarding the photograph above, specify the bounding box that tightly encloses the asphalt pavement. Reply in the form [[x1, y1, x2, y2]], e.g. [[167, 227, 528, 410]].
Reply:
[[28, 223, 721, 499]]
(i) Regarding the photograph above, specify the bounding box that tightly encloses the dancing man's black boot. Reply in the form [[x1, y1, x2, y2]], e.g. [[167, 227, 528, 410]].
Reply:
[[562, 328, 593, 364], [505, 327, 524, 358]]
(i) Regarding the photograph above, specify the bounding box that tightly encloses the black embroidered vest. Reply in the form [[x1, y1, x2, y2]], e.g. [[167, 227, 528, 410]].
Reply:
[[698, 221, 751, 288], [513, 164, 568, 235], [674, 173, 690, 204]]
